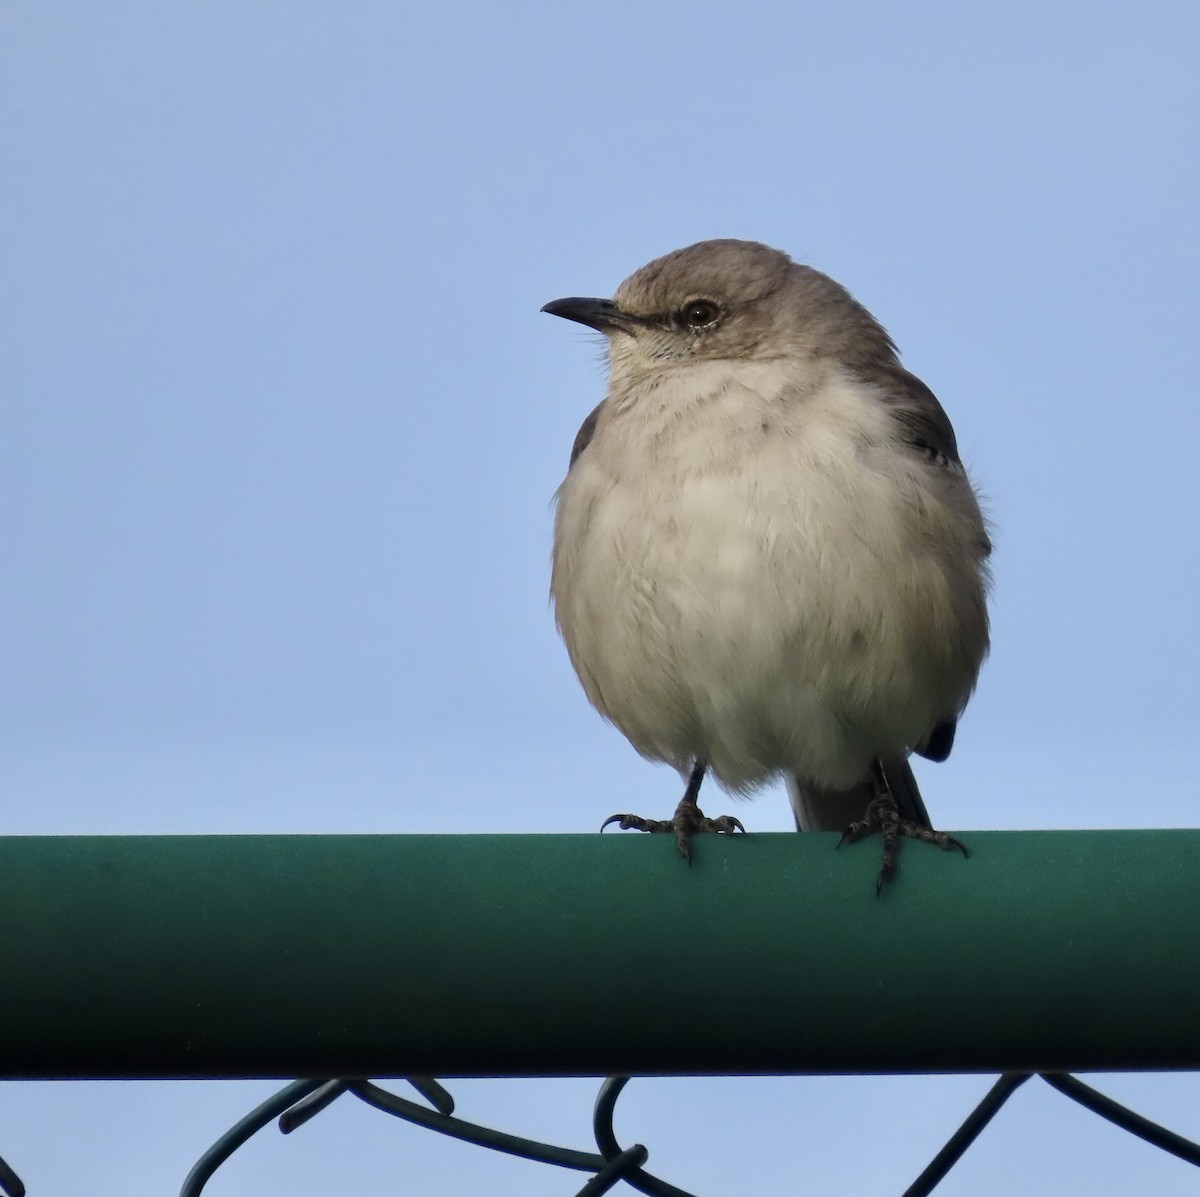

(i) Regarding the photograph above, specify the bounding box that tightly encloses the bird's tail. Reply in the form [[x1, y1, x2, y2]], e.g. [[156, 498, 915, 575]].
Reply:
[[787, 757, 931, 833]]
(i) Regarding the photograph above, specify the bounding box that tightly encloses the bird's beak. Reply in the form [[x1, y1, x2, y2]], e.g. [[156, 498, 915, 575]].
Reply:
[[541, 296, 637, 335]]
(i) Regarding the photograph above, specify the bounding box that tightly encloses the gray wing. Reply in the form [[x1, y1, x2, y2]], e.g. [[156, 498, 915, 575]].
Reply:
[[915, 718, 956, 763], [870, 364, 993, 558], [875, 365, 963, 468], [864, 364, 988, 763], [568, 401, 605, 468]]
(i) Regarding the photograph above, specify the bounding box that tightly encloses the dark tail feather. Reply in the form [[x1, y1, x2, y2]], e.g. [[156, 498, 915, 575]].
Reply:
[[787, 756, 931, 833], [877, 757, 932, 829]]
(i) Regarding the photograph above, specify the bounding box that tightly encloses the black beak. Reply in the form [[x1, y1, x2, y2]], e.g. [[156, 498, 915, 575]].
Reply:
[[541, 296, 635, 334]]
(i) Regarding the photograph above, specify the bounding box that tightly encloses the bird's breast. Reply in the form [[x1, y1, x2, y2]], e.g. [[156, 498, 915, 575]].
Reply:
[[551, 363, 987, 789]]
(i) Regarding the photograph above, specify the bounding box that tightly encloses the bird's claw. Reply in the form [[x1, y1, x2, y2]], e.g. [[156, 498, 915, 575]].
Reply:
[[600, 802, 745, 862], [600, 813, 675, 834], [839, 794, 968, 893]]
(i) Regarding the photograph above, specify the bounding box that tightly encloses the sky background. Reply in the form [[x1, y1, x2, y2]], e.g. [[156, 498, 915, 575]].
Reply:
[[3, 1, 1199, 1193]]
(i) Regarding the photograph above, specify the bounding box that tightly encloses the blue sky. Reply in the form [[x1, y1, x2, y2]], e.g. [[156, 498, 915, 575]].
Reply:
[[3, 2, 1198, 1193]]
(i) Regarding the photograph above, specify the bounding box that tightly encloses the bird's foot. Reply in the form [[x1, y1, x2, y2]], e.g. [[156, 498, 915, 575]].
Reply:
[[838, 794, 967, 894], [601, 797, 745, 863]]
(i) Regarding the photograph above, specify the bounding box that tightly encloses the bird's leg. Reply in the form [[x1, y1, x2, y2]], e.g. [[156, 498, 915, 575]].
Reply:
[[839, 761, 968, 894], [601, 761, 745, 862]]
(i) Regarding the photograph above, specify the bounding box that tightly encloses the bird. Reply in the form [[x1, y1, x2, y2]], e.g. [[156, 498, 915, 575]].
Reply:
[[543, 239, 990, 889]]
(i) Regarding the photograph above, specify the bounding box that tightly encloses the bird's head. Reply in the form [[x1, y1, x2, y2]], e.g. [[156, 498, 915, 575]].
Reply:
[[542, 239, 894, 382]]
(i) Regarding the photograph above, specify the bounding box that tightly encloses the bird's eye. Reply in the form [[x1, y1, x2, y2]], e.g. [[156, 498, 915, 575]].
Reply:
[[680, 299, 720, 329]]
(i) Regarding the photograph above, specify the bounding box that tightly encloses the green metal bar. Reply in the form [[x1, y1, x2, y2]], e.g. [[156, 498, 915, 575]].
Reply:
[[0, 831, 1196, 1079]]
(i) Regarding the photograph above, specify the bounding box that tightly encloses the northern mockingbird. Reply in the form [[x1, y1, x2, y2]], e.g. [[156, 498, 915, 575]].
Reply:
[[543, 240, 990, 889]]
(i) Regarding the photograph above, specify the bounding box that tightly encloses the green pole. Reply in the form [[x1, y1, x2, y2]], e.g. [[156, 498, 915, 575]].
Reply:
[[0, 830, 1196, 1079]]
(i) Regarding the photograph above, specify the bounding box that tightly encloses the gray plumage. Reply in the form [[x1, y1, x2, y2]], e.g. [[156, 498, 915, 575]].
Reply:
[[546, 239, 990, 834]]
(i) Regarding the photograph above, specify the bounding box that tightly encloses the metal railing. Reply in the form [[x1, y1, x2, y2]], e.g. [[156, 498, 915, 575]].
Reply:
[[0, 830, 1196, 1194]]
